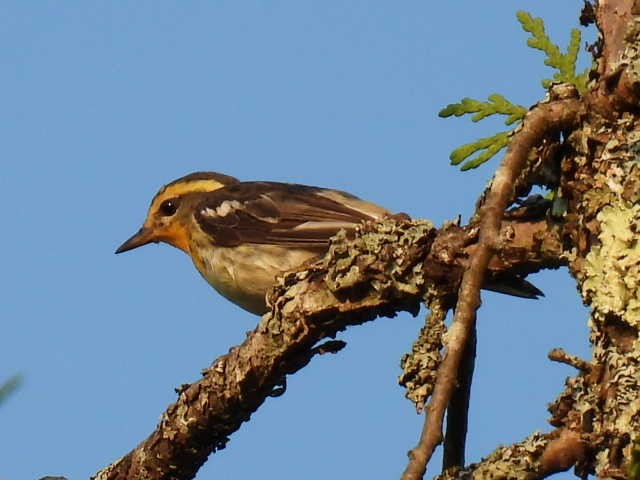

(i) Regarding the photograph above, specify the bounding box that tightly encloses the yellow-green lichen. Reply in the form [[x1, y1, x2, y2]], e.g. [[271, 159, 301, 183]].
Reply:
[[582, 201, 640, 326], [619, 397, 640, 433]]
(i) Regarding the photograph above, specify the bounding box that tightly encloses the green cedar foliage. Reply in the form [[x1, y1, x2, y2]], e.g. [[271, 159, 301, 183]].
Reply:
[[440, 10, 590, 170], [517, 11, 589, 93]]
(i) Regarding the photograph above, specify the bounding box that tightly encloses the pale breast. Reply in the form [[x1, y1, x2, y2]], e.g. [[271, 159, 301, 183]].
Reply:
[[192, 244, 319, 314]]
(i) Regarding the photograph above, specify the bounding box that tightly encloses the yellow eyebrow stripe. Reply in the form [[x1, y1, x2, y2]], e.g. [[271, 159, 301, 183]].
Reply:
[[150, 179, 228, 211]]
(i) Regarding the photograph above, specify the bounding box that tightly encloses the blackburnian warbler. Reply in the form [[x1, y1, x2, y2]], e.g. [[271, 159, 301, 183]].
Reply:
[[115, 172, 391, 314], [116, 172, 541, 314]]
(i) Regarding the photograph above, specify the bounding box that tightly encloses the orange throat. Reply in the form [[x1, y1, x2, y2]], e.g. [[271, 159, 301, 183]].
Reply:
[[157, 223, 191, 254]]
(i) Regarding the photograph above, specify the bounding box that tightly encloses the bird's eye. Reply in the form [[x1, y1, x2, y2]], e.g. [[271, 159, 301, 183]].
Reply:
[[159, 199, 178, 216]]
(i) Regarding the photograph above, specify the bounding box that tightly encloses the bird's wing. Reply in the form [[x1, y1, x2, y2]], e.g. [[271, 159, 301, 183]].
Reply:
[[194, 181, 389, 248]]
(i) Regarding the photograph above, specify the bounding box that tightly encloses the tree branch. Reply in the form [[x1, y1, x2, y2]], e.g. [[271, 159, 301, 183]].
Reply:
[[93, 214, 561, 480], [401, 92, 584, 480], [548, 348, 591, 372], [434, 428, 586, 480], [442, 326, 476, 470], [589, 0, 640, 114]]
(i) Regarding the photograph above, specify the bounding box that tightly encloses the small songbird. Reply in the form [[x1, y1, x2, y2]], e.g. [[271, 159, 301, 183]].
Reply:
[[116, 172, 542, 315], [115, 172, 391, 314]]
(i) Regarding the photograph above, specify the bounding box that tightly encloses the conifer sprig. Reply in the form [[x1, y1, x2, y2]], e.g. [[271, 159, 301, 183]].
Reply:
[[440, 10, 590, 170], [448, 131, 511, 171], [439, 95, 523, 170], [516, 10, 589, 93], [439, 94, 526, 125]]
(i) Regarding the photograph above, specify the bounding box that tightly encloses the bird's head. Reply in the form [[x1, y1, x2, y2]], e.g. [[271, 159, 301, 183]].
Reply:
[[115, 171, 239, 254]]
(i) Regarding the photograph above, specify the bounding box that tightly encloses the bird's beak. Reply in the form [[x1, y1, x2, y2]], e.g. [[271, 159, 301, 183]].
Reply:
[[115, 227, 157, 254]]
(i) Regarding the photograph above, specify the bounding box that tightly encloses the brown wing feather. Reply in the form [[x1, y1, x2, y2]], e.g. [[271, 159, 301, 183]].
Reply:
[[194, 182, 388, 248]]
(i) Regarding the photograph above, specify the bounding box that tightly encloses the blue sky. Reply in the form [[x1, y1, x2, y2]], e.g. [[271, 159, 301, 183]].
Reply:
[[1, 2, 592, 479]]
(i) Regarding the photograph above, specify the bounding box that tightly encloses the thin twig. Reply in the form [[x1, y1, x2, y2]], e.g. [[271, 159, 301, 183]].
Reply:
[[548, 348, 591, 372], [401, 95, 583, 480], [442, 325, 476, 470]]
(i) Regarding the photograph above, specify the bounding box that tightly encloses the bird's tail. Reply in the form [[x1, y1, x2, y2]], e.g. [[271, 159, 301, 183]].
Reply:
[[482, 275, 544, 299]]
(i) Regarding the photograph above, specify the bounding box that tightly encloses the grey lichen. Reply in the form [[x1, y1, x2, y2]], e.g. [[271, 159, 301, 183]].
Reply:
[[399, 299, 448, 412], [261, 217, 438, 337], [435, 432, 550, 480], [321, 217, 457, 411], [324, 218, 436, 297]]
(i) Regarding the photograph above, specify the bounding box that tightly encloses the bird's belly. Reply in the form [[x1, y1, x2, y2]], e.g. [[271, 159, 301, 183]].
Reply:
[[192, 244, 319, 315]]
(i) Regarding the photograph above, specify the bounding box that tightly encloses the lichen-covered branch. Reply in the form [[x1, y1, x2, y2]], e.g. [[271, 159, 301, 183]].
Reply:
[[399, 299, 448, 412], [435, 429, 586, 480], [549, 106, 640, 478], [93, 215, 561, 480], [590, 0, 640, 114], [446, 5, 640, 478], [401, 91, 584, 480], [419, 4, 640, 476]]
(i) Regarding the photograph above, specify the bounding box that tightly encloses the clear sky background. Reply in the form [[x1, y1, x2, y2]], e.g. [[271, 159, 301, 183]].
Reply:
[[2, 2, 593, 479]]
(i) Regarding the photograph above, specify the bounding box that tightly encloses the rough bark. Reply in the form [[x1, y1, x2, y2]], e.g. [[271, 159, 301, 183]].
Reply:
[[434, 429, 586, 480], [401, 92, 584, 480], [93, 216, 561, 480], [435, 1, 640, 478]]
